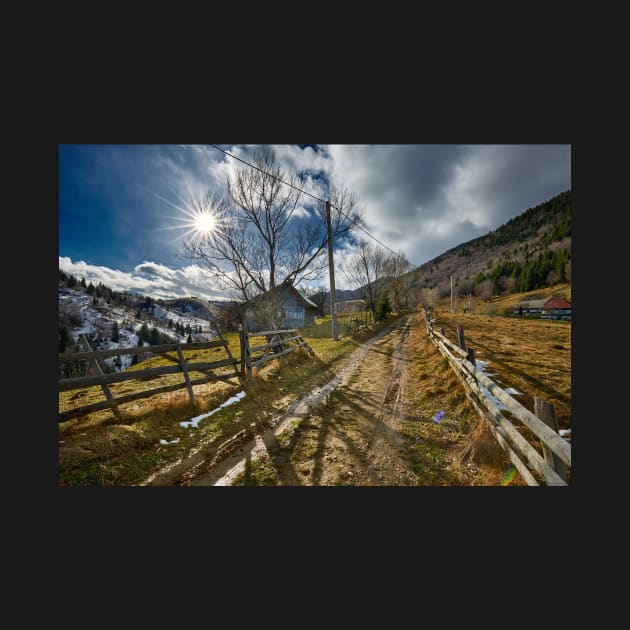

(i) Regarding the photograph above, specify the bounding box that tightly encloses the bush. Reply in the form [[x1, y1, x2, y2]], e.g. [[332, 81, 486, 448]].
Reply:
[[376, 296, 392, 321]]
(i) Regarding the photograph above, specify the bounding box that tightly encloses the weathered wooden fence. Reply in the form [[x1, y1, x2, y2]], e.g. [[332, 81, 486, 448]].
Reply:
[[59, 335, 241, 422], [239, 323, 314, 380], [423, 309, 571, 486]]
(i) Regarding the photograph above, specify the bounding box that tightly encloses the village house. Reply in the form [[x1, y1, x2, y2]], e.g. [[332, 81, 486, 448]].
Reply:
[[244, 280, 319, 331], [513, 298, 547, 317], [514, 296, 571, 320], [541, 296, 572, 321]]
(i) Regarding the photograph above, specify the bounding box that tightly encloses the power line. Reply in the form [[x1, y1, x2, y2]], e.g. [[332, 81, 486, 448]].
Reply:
[[209, 144, 420, 269], [210, 144, 324, 204]]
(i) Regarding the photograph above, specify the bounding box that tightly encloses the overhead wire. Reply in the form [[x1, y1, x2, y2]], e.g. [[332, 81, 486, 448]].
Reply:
[[209, 144, 421, 269]]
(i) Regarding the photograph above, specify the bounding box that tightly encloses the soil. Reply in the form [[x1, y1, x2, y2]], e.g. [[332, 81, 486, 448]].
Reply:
[[176, 314, 441, 486]]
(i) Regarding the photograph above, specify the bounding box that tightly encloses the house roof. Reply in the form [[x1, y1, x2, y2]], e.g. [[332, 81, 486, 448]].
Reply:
[[288, 285, 319, 309], [544, 296, 571, 309], [516, 298, 547, 309], [248, 281, 318, 310]]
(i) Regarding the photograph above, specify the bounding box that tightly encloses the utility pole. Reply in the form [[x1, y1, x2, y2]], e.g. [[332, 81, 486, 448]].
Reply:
[[450, 274, 455, 313], [326, 201, 338, 340]]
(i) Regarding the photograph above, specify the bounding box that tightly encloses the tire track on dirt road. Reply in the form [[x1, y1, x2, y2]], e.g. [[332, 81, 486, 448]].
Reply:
[[178, 315, 416, 486], [177, 315, 417, 486]]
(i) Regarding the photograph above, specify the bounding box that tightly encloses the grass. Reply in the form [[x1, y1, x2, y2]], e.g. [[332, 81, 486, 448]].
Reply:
[[58, 312, 398, 486]]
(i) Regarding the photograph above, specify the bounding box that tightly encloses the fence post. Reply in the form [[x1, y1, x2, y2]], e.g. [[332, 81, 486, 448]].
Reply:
[[466, 347, 476, 367], [239, 322, 246, 379], [534, 398, 569, 483], [457, 324, 467, 351], [240, 320, 252, 380], [81, 334, 121, 419], [175, 344, 195, 407]]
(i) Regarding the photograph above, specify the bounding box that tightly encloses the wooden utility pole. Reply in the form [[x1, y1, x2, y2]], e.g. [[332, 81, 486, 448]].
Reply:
[[451, 274, 454, 313], [326, 201, 338, 341]]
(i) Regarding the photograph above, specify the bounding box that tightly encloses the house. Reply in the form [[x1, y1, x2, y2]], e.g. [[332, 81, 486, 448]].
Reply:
[[324, 299, 367, 315], [514, 298, 547, 316], [244, 280, 319, 331], [541, 296, 572, 321]]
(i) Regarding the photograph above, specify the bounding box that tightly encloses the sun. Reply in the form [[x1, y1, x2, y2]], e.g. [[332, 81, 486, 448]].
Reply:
[[153, 187, 225, 242], [194, 212, 216, 235]]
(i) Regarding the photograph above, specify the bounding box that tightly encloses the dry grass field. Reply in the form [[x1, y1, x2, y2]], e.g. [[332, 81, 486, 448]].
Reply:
[[428, 308, 571, 430]]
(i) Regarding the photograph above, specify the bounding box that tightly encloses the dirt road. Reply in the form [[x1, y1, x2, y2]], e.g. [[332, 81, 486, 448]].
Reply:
[[180, 314, 432, 486]]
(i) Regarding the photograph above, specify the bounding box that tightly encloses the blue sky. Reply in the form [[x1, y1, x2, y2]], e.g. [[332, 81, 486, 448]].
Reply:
[[59, 144, 571, 300]]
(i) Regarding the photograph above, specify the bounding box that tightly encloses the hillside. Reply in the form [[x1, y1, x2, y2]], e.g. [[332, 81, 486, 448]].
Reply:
[[407, 190, 571, 299], [58, 279, 219, 374]]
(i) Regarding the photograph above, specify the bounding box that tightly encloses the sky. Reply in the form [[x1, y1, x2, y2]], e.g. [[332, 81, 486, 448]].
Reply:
[[59, 144, 571, 301]]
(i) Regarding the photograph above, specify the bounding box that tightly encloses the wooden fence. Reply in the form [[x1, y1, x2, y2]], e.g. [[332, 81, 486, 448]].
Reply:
[[59, 324, 316, 422], [423, 310, 571, 486], [58, 334, 240, 422], [239, 323, 314, 380]]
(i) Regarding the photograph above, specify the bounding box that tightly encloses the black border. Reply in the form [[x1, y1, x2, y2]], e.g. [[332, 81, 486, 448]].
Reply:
[[43, 93, 583, 574]]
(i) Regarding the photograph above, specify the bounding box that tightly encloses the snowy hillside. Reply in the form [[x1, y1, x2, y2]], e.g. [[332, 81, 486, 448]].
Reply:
[[59, 284, 218, 373]]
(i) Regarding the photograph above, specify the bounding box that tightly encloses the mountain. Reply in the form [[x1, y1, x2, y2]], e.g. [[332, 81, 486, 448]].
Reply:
[[328, 190, 571, 305], [161, 296, 224, 320], [58, 277, 220, 374], [408, 189, 571, 297]]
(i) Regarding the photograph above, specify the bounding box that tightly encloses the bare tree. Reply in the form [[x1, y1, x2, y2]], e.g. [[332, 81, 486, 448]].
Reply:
[[546, 270, 561, 286], [383, 251, 413, 310], [456, 277, 474, 298], [419, 287, 439, 308], [475, 278, 494, 301], [180, 146, 362, 302], [344, 241, 388, 316], [498, 275, 518, 294]]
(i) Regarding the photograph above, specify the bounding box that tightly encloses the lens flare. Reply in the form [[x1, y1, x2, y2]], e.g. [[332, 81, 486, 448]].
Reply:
[[500, 465, 517, 486]]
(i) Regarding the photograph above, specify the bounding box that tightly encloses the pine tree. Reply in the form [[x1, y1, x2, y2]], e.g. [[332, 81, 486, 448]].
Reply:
[[59, 327, 73, 353], [187, 333, 193, 343], [149, 327, 161, 345], [111, 320, 120, 342], [139, 322, 150, 343]]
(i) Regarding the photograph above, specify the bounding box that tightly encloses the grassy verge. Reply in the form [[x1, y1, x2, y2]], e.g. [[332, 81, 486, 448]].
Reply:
[[58, 313, 399, 485]]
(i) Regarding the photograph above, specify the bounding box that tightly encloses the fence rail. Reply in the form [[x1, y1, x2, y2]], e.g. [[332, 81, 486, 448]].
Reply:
[[423, 309, 571, 486], [59, 336, 240, 422], [239, 323, 314, 380], [60, 324, 318, 423]]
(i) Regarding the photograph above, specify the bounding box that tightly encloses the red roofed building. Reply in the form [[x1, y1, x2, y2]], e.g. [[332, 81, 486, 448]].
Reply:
[[541, 297, 571, 321]]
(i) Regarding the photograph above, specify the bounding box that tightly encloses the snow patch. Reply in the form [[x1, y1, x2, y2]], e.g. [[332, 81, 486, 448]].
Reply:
[[180, 391, 247, 429], [504, 387, 524, 396], [159, 438, 180, 445]]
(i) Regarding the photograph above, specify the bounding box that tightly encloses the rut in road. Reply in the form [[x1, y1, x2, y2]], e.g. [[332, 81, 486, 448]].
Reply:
[[184, 315, 422, 486]]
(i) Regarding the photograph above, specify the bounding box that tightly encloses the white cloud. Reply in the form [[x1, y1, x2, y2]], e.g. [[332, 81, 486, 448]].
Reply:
[[59, 256, 231, 302]]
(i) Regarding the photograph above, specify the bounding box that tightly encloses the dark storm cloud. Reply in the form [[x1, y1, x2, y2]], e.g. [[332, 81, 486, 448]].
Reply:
[[325, 144, 571, 266]]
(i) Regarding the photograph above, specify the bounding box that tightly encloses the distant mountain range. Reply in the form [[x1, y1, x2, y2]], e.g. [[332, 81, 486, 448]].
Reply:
[[325, 189, 571, 303], [407, 189, 571, 294]]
